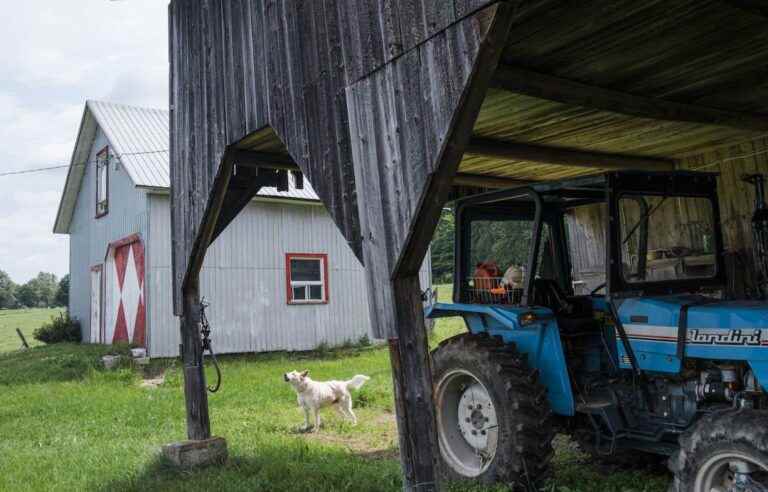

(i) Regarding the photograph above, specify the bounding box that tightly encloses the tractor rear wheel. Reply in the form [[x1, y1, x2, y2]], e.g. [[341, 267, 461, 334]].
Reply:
[[431, 333, 554, 489], [668, 408, 768, 492]]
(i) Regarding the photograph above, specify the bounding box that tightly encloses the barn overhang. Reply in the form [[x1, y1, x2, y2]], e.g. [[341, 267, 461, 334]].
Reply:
[[169, 0, 768, 488]]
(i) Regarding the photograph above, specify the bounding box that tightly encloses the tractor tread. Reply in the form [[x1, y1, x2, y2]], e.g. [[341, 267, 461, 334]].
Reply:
[[668, 408, 768, 491], [431, 333, 555, 490]]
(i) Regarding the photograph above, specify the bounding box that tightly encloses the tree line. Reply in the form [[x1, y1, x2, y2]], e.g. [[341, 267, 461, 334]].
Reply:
[[0, 270, 68, 309], [431, 207, 535, 285]]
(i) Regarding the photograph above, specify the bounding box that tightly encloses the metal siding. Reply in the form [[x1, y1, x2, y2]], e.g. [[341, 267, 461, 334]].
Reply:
[[148, 193, 432, 357], [67, 128, 149, 342], [87, 101, 319, 200]]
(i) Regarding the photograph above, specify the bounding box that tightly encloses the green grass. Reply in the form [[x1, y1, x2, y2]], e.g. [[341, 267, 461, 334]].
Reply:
[[0, 307, 64, 352], [0, 305, 670, 491]]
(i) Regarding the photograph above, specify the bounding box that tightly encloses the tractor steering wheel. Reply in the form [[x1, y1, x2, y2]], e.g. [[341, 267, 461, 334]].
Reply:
[[590, 282, 606, 295]]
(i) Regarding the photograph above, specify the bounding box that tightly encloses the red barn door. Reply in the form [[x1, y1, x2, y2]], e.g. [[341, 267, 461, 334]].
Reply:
[[104, 235, 146, 347]]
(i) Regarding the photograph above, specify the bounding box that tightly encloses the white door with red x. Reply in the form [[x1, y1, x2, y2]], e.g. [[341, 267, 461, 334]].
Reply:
[[104, 235, 146, 347]]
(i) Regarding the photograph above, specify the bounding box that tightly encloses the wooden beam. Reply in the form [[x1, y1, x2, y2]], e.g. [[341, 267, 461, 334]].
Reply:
[[721, 0, 768, 18], [466, 138, 675, 171], [235, 152, 532, 189], [491, 65, 768, 133], [231, 149, 299, 171], [453, 172, 530, 188], [179, 278, 211, 441]]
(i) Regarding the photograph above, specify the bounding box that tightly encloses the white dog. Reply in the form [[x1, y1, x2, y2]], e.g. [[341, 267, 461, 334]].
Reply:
[[283, 370, 370, 431]]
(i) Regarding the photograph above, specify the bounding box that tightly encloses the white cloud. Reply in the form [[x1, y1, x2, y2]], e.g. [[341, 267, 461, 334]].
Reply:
[[0, 0, 168, 283]]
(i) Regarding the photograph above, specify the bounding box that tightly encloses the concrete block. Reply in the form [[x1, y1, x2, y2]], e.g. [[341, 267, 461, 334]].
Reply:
[[162, 437, 228, 468], [102, 355, 121, 370]]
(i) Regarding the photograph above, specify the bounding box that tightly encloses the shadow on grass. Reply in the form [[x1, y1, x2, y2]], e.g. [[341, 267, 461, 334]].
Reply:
[[0, 343, 132, 386], [98, 445, 403, 492]]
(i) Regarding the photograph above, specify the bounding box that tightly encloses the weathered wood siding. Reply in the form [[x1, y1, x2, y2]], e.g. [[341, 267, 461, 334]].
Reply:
[[347, 8, 503, 337], [567, 136, 768, 295], [169, 0, 497, 314], [679, 137, 768, 254]]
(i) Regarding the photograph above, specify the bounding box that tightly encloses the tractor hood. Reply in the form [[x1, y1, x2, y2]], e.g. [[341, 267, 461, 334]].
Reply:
[[616, 295, 768, 345]]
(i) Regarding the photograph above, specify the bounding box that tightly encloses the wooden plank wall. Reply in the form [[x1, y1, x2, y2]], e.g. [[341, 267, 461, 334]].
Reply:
[[346, 8, 499, 337], [679, 136, 768, 255], [566, 136, 768, 295], [168, 0, 498, 313]]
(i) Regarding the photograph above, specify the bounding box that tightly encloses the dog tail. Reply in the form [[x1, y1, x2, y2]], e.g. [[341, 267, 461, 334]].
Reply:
[[346, 374, 370, 391]]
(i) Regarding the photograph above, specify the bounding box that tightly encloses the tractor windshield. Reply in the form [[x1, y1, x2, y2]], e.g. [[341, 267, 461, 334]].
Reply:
[[619, 195, 717, 283]]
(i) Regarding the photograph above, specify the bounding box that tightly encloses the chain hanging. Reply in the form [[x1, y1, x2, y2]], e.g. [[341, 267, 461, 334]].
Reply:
[[199, 298, 222, 393]]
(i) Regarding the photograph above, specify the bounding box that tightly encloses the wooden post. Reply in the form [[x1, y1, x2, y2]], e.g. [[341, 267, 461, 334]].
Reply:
[[16, 328, 29, 349], [388, 275, 440, 492], [179, 276, 211, 441]]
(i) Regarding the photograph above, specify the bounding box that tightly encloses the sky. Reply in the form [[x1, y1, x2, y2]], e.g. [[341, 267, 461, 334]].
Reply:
[[0, 0, 168, 283]]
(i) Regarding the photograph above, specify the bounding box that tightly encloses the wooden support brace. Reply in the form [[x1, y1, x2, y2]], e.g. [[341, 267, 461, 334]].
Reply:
[[179, 278, 211, 441], [388, 275, 441, 492]]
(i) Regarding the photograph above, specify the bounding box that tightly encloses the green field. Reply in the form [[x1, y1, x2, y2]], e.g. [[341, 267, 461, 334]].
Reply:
[[0, 307, 64, 353], [0, 304, 669, 491]]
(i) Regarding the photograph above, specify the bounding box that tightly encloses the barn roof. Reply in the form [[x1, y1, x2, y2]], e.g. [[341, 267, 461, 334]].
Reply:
[[53, 101, 319, 233]]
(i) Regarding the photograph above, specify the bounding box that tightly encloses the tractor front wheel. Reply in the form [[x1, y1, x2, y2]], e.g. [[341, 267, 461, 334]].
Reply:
[[669, 409, 768, 492], [431, 333, 554, 489]]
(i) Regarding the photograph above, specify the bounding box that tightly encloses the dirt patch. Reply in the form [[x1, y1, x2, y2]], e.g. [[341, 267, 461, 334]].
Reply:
[[304, 411, 400, 461], [139, 373, 165, 389]]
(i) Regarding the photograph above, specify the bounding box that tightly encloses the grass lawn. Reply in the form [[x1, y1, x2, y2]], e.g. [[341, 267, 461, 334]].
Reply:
[[0, 307, 64, 353], [0, 302, 670, 491]]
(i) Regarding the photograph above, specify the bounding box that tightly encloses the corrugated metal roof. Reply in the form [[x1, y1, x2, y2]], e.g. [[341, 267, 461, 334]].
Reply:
[[54, 101, 320, 232], [88, 100, 171, 188], [87, 100, 319, 201]]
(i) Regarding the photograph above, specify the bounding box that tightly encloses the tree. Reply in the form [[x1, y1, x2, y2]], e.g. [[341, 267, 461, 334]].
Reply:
[[431, 208, 456, 284], [17, 272, 58, 308], [0, 270, 17, 309], [56, 274, 70, 307]]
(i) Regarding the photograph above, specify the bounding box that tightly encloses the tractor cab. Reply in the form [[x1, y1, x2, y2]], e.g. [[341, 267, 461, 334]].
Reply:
[[452, 170, 725, 317], [426, 171, 768, 488]]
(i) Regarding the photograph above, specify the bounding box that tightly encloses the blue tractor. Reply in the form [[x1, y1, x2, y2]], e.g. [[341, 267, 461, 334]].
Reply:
[[426, 171, 768, 491]]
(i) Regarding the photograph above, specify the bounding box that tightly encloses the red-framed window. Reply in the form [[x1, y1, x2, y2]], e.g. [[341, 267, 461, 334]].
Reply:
[[285, 253, 329, 304], [95, 146, 109, 218]]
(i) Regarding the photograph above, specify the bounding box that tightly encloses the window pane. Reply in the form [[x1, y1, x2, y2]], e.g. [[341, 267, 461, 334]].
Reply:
[[619, 196, 716, 282], [565, 203, 607, 295], [290, 258, 321, 282], [292, 286, 306, 300], [309, 285, 323, 300], [97, 163, 106, 203]]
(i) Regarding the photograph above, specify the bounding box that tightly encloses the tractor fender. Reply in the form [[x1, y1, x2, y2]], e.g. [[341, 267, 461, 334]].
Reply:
[[426, 303, 575, 416]]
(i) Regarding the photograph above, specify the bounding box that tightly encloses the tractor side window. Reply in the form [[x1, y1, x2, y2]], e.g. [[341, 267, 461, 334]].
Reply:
[[466, 219, 550, 304], [619, 195, 716, 283], [565, 203, 607, 295]]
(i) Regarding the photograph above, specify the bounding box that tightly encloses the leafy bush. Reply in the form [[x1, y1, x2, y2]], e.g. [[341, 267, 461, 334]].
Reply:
[[33, 312, 81, 344]]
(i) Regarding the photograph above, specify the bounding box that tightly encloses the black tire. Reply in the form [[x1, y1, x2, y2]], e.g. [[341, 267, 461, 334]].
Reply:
[[431, 333, 555, 489], [668, 409, 768, 492]]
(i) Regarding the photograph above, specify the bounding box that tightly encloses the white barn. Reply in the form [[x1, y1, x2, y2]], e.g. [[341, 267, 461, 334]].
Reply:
[[53, 101, 431, 357]]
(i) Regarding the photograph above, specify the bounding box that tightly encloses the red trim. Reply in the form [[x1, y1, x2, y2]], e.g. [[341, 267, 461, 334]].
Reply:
[[105, 233, 142, 259], [104, 234, 146, 348], [285, 253, 329, 305], [95, 146, 109, 219]]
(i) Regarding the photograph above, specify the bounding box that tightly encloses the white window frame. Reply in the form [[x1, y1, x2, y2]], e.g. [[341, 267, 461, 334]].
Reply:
[[286, 254, 328, 305], [95, 146, 109, 217]]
